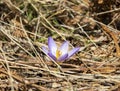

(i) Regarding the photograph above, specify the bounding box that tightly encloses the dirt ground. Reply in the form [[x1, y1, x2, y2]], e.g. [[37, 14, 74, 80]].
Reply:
[[0, 0, 120, 91]]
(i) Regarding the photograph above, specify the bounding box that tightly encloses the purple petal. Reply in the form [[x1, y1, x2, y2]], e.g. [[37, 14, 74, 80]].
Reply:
[[48, 52, 57, 61], [42, 46, 48, 54], [60, 41, 69, 55], [48, 37, 57, 55], [58, 54, 68, 61], [68, 47, 80, 58]]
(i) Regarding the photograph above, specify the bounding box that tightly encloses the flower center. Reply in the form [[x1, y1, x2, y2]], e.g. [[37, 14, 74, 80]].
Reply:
[[56, 49, 62, 59]]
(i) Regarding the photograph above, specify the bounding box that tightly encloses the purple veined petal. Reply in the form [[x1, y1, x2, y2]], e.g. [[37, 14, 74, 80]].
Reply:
[[42, 46, 48, 54], [58, 53, 68, 61], [60, 41, 69, 55], [48, 37, 57, 55], [68, 47, 80, 58], [48, 52, 57, 61]]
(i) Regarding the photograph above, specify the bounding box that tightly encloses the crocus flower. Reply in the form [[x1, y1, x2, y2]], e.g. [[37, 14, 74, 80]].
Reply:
[[42, 37, 80, 61]]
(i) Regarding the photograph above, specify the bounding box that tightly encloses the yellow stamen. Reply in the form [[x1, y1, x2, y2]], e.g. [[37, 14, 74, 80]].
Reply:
[[56, 49, 62, 59]]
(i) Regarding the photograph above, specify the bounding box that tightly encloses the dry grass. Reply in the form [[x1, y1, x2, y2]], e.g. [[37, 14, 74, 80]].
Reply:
[[0, 0, 120, 91]]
